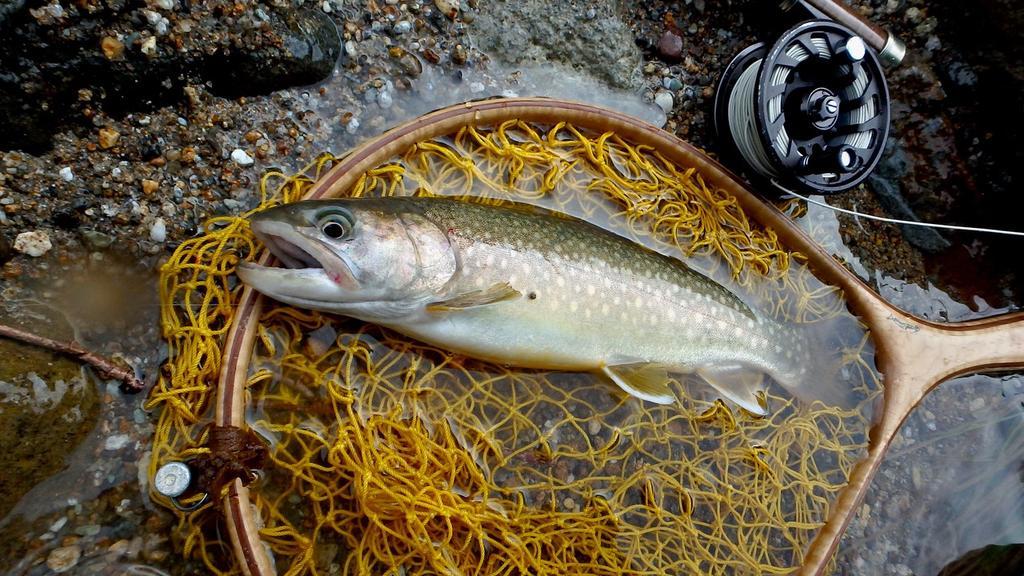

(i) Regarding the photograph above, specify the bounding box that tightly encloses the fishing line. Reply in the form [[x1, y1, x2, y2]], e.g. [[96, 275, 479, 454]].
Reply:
[[773, 180, 1024, 238], [714, 20, 890, 196], [728, 59, 780, 179]]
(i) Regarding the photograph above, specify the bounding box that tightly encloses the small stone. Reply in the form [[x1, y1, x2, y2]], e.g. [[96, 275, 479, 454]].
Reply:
[[81, 230, 114, 250], [109, 539, 131, 556], [47, 545, 81, 573], [654, 90, 674, 114], [662, 77, 683, 91], [345, 118, 360, 134], [101, 36, 124, 60], [469, 81, 485, 93], [14, 230, 53, 257], [151, 0, 174, 9], [180, 146, 196, 163], [452, 44, 467, 65], [149, 218, 167, 243], [231, 148, 255, 166], [98, 127, 120, 149], [377, 90, 393, 109], [393, 20, 412, 34], [434, 0, 458, 19], [141, 179, 159, 195], [657, 31, 683, 61], [140, 36, 157, 57], [58, 166, 74, 181], [588, 420, 601, 435], [105, 434, 131, 451], [49, 517, 68, 533]]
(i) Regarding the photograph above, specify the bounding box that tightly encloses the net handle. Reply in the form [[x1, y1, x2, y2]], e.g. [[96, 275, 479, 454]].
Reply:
[[214, 97, 1024, 576]]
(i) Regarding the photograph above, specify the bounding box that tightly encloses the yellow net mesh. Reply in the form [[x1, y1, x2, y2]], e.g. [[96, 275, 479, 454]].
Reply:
[[147, 120, 881, 575]]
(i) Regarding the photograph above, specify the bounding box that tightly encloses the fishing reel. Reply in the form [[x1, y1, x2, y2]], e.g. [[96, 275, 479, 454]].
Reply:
[[714, 19, 892, 196]]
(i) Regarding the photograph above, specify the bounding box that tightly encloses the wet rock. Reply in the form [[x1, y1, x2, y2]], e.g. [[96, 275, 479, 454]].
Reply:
[[13, 230, 52, 257], [210, 10, 341, 98], [46, 545, 81, 573], [470, 0, 643, 90], [657, 30, 683, 61], [81, 230, 114, 250], [654, 90, 674, 114], [867, 175, 951, 253], [98, 127, 120, 149], [149, 218, 167, 243], [0, 234, 11, 265], [230, 149, 255, 167]]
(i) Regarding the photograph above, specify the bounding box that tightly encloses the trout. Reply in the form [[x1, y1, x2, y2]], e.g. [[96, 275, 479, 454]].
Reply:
[[237, 196, 846, 415]]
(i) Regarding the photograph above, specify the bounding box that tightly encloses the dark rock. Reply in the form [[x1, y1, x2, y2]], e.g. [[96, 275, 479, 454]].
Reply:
[[867, 175, 952, 253], [0, 233, 11, 265], [657, 31, 683, 61], [52, 209, 81, 230], [208, 10, 341, 98]]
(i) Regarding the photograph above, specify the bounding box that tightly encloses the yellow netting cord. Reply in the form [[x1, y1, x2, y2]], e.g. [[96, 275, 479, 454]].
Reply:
[[147, 120, 881, 575]]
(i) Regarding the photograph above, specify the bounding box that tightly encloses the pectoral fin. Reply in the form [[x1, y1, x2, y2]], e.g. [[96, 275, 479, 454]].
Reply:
[[600, 364, 675, 405], [696, 365, 767, 416], [427, 282, 521, 312]]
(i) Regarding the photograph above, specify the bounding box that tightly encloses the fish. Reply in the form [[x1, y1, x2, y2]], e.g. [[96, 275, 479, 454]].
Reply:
[[236, 196, 849, 415]]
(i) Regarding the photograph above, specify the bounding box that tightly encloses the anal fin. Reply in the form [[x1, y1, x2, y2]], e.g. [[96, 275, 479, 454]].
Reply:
[[696, 365, 767, 416], [427, 282, 521, 312], [600, 364, 675, 405]]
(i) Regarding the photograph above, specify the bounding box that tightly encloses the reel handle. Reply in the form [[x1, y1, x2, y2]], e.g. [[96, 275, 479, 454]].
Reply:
[[781, 0, 906, 66]]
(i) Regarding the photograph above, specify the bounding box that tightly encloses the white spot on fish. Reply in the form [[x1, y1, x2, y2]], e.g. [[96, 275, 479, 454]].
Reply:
[[570, 301, 579, 312], [485, 254, 495, 267], [601, 304, 610, 315], [586, 285, 596, 296], [556, 277, 566, 287], [475, 277, 486, 287]]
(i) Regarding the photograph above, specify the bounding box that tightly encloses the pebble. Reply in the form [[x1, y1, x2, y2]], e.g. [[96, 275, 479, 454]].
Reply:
[[657, 31, 683, 61], [14, 230, 53, 257], [230, 148, 255, 166], [654, 90, 674, 114], [434, 0, 458, 19], [469, 81, 485, 93], [377, 90, 393, 109], [104, 434, 131, 451], [393, 20, 412, 34], [46, 545, 81, 573], [58, 166, 74, 181], [140, 36, 157, 56], [588, 420, 601, 435], [98, 127, 120, 149], [149, 218, 167, 243], [49, 517, 68, 532], [152, 0, 174, 9], [101, 36, 124, 59]]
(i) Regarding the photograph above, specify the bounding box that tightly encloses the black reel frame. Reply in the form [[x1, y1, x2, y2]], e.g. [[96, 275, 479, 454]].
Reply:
[[714, 20, 890, 196]]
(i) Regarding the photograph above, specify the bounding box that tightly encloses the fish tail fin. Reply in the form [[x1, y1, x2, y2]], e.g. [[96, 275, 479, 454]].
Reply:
[[776, 321, 859, 412]]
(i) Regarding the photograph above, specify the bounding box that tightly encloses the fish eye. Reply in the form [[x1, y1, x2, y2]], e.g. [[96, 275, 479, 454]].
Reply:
[[317, 212, 353, 240], [322, 220, 347, 239]]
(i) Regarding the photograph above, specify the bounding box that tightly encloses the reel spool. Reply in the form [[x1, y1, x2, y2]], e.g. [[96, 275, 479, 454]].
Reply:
[[714, 20, 890, 195]]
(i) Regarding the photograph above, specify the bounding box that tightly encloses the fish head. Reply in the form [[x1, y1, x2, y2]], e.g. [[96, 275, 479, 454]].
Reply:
[[237, 199, 457, 319]]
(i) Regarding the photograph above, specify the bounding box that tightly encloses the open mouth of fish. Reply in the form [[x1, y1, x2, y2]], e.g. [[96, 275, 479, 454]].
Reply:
[[236, 219, 360, 296]]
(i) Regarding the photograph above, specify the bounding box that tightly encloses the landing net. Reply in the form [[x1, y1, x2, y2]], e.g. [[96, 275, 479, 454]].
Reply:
[[147, 120, 881, 575]]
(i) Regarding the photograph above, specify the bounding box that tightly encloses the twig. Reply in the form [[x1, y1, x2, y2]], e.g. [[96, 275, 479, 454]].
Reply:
[[0, 322, 145, 393]]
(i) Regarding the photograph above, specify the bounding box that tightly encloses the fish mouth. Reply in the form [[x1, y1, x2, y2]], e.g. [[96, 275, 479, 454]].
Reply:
[[237, 218, 360, 305]]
